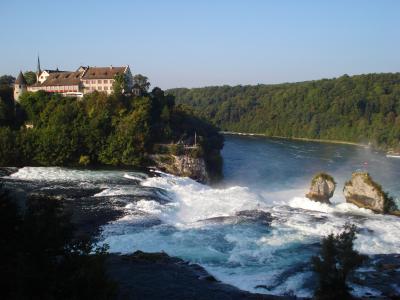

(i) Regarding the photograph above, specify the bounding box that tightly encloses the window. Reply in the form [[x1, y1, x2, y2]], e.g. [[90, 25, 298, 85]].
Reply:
[[99, 86, 102, 90], [104, 80, 108, 84], [98, 80, 101, 84]]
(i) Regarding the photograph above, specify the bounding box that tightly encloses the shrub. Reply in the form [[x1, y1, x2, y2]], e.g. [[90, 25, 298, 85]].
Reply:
[[312, 223, 366, 300], [79, 155, 91, 166]]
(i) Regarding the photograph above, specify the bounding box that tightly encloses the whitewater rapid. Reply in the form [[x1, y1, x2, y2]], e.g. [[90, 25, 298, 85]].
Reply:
[[6, 165, 400, 297]]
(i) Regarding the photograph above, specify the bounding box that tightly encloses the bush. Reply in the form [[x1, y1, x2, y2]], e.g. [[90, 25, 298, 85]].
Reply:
[[79, 155, 91, 166], [312, 223, 366, 300]]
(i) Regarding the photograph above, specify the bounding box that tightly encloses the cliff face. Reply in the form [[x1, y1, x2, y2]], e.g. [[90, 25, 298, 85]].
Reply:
[[150, 154, 209, 183], [343, 172, 394, 214]]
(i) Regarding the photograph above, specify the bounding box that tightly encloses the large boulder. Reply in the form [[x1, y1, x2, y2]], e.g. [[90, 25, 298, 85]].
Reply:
[[306, 173, 336, 204], [343, 172, 396, 214]]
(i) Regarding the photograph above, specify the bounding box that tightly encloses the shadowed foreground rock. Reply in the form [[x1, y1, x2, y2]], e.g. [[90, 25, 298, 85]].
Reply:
[[343, 172, 397, 214], [106, 251, 293, 300], [306, 173, 336, 204]]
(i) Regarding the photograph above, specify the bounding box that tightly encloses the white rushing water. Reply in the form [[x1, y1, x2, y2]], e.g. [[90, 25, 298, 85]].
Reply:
[[6, 134, 400, 298], [95, 171, 400, 297]]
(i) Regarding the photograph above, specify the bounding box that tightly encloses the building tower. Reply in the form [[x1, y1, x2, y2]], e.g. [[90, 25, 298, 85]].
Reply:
[[36, 55, 42, 82], [14, 71, 27, 102]]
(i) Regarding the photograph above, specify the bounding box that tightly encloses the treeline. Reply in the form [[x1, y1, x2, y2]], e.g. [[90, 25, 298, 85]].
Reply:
[[0, 82, 223, 174], [168, 73, 400, 150]]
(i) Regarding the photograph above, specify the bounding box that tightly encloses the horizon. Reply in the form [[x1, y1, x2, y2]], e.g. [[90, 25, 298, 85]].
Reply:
[[1, 0, 400, 89]]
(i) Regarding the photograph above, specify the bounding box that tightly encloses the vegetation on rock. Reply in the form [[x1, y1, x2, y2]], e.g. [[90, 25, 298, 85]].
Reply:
[[312, 223, 366, 300], [306, 172, 336, 204], [344, 172, 397, 213], [169, 73, 400, 150]]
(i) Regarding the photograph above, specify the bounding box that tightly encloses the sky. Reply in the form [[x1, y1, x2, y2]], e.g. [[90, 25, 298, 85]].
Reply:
[[1, 0, 399, 89]]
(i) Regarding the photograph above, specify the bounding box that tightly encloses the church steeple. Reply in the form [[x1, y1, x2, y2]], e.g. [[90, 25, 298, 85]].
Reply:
[[37, 55, 41, 74], [36, 55, 41, 82]]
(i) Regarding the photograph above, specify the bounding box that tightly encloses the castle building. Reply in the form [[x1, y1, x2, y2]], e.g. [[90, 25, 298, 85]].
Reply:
[[14, 57, 133, 101], [14, 71, 28, 101]]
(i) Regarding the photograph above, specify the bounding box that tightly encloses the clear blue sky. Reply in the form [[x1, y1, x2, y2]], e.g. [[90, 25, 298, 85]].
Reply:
[[1, 0, 399, 89]]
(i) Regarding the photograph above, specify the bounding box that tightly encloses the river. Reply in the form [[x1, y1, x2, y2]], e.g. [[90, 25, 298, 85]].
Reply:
[[3, 135, 400, 297]]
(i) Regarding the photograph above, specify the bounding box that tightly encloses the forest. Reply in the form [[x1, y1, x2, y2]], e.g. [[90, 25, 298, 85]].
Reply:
[[168, 73, 400, 151], [0, 77, 223, 175]]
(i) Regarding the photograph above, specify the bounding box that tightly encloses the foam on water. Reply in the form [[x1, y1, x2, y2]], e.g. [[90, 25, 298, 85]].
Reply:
[[7, 165, 400, 297], [98, 171, 400, 297], [10, 166, 147, 183]]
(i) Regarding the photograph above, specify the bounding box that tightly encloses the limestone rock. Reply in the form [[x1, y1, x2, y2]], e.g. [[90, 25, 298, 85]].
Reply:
[[306, 173, 336, 204], [343, 172, 396, 214], [150, 153, 209, 183]]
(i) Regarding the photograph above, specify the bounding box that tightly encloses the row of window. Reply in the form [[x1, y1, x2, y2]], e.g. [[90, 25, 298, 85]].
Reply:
[[84, 79, 113, 84], [88, 86, 110, 91]]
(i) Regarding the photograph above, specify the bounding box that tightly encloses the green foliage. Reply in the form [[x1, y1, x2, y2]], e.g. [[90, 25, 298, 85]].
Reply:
[[112, 73, 127, 96], [23, 71, 37, 85], [0, 85, 15, 126], [312, 173, 336, 185], [312, 224, 366, 300], [0, 187, 117, 299], [0, 127, 17, 165], [0, 75, 15, 87], [79, 155, 91, 166], [133, 74, 151, 92], [169, 73, 400, 150], [0, 83, 223, 174]]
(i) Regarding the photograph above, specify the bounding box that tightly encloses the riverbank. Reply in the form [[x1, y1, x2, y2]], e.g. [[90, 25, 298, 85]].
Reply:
[[222, 131, 370, 148]]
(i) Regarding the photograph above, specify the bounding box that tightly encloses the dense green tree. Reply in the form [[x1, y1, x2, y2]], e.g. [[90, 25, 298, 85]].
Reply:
[[133, 74, 151, 92], [169, 73, 400, 151], [23, 71, 37, 85], [0, 78, 223, 173], [112, 73, 127, 96], [312, 224, 366, 300], [0, 75, 15, 87]]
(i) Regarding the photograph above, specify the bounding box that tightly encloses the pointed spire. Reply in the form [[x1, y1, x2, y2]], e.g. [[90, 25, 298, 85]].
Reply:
[[15, 71, 27, 85], [37, 55, 41, 74]]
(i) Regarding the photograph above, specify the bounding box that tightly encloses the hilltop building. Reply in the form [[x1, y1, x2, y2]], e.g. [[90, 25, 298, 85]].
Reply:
[[13, 57, 133, 101]]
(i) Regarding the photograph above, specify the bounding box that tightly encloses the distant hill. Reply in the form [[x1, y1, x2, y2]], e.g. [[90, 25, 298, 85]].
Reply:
[[167, 73, 400, 150]]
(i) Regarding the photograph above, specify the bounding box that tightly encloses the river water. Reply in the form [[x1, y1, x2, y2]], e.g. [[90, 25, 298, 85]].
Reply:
[[3, 135, 400, 297]]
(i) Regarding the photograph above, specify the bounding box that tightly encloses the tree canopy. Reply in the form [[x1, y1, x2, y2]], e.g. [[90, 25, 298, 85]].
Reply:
[[0, 83, 223, 173], [23, 71, 37, 85], [168, 73, 400, 151]]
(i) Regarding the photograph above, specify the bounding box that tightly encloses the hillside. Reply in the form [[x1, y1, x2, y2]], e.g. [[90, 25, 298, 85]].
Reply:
[[0, 86, 223, 180], [168, 73, 400, 151]]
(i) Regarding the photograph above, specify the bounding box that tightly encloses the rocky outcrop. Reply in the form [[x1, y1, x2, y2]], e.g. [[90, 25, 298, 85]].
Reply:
[[150, 154, 209, 183], [343, 172, 397, 214], [306, 173, 336, 204]]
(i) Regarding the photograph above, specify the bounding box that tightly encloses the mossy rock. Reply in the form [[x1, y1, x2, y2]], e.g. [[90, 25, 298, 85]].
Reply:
[[344, 172, 397, 214]]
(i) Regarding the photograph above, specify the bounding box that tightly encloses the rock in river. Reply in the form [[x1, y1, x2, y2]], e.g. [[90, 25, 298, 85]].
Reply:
[[343, 172, 397, 214], [306, 173, 336, 204]]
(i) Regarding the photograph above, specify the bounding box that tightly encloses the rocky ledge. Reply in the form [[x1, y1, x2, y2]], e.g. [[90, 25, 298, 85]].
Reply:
[[306, 173, 336, 204], [150, 153, 209, 183], [106, 251, 293, 300], [343, 172, 398, 215]]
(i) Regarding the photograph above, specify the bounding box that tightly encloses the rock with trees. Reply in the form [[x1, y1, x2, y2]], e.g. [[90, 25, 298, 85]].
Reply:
[[306, 173, 336, 204], [343, 172, 398, 214]]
